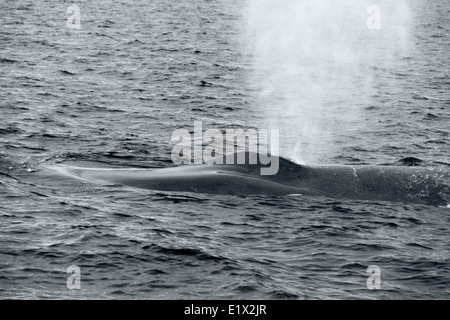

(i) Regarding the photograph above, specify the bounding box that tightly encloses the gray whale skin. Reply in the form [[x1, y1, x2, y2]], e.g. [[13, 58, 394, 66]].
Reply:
[[44, 155, 449, 206]]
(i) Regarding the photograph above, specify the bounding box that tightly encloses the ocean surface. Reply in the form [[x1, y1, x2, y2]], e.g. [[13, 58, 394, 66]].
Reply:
[[1, 0, 449, 299]]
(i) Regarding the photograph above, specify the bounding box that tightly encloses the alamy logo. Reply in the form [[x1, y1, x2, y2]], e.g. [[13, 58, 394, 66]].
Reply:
[[66, 5, 81, 30], [367, 5, 381, 30], [366, 265, 381, 289], [66, 265, 81, 290], [171, 121, 279, 175]]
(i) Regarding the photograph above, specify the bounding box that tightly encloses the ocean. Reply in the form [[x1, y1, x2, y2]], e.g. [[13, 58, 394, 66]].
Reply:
[[0, 0, 449, 299]]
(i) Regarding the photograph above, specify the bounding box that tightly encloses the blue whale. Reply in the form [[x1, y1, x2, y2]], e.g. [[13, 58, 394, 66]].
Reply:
[[41, 155, 449, 206]]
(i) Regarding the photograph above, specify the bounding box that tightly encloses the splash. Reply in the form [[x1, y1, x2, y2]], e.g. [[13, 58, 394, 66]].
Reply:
[[243, 0, 412, 163]]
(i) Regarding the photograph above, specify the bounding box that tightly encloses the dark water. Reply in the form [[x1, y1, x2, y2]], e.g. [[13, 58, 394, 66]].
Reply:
[[0, 0, 449, 299]]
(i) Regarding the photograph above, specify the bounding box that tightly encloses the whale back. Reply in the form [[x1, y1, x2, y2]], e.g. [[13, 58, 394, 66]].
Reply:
[[36, 154, 450, 206], [302, 164, 450, 206]]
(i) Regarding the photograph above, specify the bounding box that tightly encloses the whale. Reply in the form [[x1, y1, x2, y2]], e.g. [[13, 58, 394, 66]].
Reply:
[[38, 154, 450, 206]]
